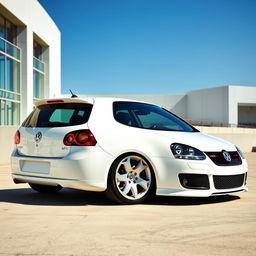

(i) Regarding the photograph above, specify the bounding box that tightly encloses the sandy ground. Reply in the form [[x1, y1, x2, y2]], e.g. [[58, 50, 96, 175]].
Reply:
[[0, 153, 255, 256]]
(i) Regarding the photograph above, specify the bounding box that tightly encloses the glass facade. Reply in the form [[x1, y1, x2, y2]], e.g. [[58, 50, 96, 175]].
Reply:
[[0, 15, 20, 125], [0, 15, 17, 44], [33, 40, 45, 100]]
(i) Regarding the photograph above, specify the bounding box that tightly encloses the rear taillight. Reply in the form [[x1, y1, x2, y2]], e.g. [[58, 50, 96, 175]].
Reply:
[[14, 130, 20, 144], [63, 130, 97, 146]]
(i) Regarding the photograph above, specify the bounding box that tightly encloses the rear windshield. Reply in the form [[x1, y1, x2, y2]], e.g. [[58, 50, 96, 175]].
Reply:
[[113, 101, 197, 132], [22, 103, 93, 127]]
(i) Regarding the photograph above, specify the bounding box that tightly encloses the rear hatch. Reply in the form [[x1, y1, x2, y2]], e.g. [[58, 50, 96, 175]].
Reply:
[[17, 99, 93, 158]]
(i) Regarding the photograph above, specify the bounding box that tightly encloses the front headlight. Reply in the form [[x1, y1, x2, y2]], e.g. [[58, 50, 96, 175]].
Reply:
[[236, 146, 245, 159], [171, 143, 206, 160]]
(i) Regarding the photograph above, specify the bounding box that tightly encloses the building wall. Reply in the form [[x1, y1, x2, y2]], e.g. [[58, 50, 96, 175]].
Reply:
[[238, 106, 256, 125], [0, 0, 61, 120], [0, 0, 61, 164], [186, 86, 229, 124], [0, 126, 17, 164], [228, 86, 256, 126]]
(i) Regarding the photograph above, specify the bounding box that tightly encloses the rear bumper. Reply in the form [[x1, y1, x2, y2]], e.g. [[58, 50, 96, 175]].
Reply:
[[12, 173, 104, 192], [11, 146, 114, 192]]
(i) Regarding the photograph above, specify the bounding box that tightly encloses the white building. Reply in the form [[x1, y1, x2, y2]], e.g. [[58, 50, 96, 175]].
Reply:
[[77, 85, 256, 127], [0, 0, 60, 163]]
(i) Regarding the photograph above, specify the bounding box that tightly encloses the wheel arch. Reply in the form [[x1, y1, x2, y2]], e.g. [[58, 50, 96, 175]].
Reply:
[[107, 151, 158, 193]]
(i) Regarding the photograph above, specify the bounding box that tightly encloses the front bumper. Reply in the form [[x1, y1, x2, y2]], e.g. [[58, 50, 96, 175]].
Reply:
[[149, 156, 248, 197]]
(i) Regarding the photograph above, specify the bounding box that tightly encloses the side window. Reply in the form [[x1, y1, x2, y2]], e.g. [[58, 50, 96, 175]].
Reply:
[[115, 110, 133, 126], [113, 101, 195, 132], [136, 111, 184, 130]]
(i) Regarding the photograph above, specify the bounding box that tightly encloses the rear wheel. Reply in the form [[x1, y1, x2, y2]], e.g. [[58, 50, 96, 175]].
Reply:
[[106, 154, 155, 204], [29, 183, 62, 193]]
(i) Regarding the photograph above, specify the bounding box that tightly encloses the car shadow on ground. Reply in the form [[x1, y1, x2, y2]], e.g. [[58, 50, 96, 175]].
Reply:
[[0, 187, 240, 206]]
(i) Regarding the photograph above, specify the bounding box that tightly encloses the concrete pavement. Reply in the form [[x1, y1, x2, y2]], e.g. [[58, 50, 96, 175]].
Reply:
[[0, 153, 255, 256]]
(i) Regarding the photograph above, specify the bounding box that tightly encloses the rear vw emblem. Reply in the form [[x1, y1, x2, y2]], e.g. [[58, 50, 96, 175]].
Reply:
[[222, 150, 231, 162], [35, 132, 42, 143]]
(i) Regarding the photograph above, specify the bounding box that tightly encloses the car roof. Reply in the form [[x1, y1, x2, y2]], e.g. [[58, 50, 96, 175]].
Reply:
[[34, 96, 149, 107]]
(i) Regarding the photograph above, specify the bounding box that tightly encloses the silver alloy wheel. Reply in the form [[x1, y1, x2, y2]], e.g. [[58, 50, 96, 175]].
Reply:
[[115, 155, 152, 200]]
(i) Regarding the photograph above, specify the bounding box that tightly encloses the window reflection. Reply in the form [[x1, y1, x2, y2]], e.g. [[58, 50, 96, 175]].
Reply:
[[33, 40, 45, 100], [0, 15, 17, 44], [0, 15, 20, 126]]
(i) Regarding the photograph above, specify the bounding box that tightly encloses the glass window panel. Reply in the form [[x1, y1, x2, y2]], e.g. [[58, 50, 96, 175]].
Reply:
[[5, 92, 20, 101], [0, 54, 4, 90], [113, 102, 195, 132], [33, 70, 44, 99], [0, 38, 5, 52], [0, 100, 5, 125], [33, 40, 42, 59], [22, 103, 92, 127], [33, 57, 44, 72], [33, 70, 38, 98], [6, 20, 17, 44], [6, 100, 12, 125], [0, 90, 4, 98], [6, 100, 20, 125], [13, 101, 20, 125], [0, 16, 5, 39], [6, 57, 20, 93], [49, 109, 75, 123], [6, 42, 20, 59]]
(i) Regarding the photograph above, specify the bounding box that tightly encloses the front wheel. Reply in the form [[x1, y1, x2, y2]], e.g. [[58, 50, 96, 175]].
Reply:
[[29, 183, 62, 193], [106, 154, 155, 204]]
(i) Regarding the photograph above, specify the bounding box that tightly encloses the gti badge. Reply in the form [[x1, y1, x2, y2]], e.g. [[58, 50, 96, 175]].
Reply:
[[222, 150, 231, 162], [35, 132, 42, 143]]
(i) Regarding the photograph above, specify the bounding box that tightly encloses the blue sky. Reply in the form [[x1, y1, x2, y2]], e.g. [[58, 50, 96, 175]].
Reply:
[[38, 0, 256, 95]]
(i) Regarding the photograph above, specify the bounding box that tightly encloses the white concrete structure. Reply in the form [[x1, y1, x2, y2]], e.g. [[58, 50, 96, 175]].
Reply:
[[0, 0, 61, 120], [187, 86, 256, 127], [76, 85, 256, 127], [0, 0, 60, 163]]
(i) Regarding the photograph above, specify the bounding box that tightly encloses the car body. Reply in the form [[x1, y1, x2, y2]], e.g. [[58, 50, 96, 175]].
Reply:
[[11, 97, 248, 204]]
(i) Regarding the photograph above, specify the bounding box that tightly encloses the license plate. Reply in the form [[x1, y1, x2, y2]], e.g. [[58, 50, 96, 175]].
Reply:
[[21, 161, 50, 174]]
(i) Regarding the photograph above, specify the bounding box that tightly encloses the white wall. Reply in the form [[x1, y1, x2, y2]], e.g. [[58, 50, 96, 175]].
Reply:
[[0, 126, 18, 164], [228, 86, 256, 126], [0, 0, 61, 120], [187, 86, 229, 124], [0, 0, 61, 164]]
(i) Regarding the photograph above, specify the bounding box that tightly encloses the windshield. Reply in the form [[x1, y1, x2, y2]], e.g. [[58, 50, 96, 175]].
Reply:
[[113, 101, 197, 132], [22, 103, 93, 127]]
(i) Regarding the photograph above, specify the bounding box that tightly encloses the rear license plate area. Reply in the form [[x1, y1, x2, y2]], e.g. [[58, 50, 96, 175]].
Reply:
[[20, 160, 50, 174]]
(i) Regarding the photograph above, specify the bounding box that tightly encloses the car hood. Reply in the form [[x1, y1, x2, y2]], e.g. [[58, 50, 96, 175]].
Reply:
[[155, 131, 236, 152]]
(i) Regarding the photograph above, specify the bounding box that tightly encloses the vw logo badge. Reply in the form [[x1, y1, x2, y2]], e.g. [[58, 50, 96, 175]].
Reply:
[[222, 150, 231, 162], [35, 132, 42, 143]]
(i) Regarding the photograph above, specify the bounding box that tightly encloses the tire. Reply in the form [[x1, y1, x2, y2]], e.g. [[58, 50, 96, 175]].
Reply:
[[29, 183, 62, 193], [106, 153, 155, 204]]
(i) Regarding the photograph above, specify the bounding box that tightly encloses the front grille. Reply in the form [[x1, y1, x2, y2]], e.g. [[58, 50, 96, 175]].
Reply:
[[213, 174, 245, 189], [205, 151, 242, 166]]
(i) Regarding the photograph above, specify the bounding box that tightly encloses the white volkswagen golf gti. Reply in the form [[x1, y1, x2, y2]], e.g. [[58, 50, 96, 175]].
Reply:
[[11, 97, 248, 204]]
